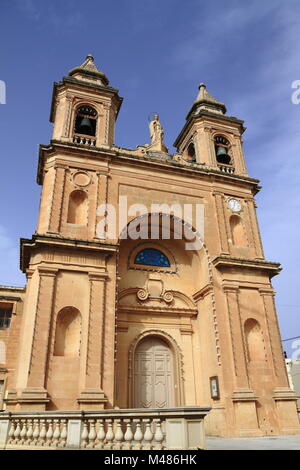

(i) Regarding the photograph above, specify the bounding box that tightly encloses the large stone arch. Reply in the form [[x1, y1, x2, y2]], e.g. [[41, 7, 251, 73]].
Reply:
[[116, 212, 221, 368]]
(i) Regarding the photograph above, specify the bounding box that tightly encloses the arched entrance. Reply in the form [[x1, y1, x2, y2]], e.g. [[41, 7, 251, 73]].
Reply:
[[133, 336, 175, 408]]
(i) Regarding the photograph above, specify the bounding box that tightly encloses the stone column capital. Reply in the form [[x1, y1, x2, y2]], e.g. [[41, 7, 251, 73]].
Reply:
[[88, 271, 109, 282], [223, 284, 240, 293], [37, 266, 58, 277]]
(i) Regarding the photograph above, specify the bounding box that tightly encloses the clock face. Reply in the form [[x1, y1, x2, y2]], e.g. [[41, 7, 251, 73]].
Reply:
[[228, 198, 241, 212]]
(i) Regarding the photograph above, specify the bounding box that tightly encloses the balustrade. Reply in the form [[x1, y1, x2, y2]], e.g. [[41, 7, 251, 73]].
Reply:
[[218, 164, 235, 174], [0, 406, 210, 450], [73, 134, 96, 146]]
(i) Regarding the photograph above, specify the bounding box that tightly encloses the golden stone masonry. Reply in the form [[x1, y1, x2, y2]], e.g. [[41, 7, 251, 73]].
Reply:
[[0, 55, 299, 437]]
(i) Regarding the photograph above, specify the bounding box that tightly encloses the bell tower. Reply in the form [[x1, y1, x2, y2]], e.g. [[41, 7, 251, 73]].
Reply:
[[51, 54, 122, 148], [174, 83, 248, 176], [7, 56, 123, 411]]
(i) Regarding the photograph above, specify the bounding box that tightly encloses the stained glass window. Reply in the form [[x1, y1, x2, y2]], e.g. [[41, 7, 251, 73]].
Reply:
[[134, 248, 170, 267]]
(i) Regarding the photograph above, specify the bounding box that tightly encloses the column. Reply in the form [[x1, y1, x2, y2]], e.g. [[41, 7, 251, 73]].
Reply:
[[94, 173, 108, 240], [213, 192, 230, 254], [78, 272, 108, 410], [224, 285, 262, 436], [48, 165, 66, 234], [20, 267, 57, 410], [223, 285, 249, 389], [245, 198, 264, 259]]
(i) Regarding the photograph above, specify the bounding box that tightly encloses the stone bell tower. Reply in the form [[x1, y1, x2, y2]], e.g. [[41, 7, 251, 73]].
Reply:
[[6, 55, 123, 411], [174, 83, 248, 176], [172, 83, 300, 436]]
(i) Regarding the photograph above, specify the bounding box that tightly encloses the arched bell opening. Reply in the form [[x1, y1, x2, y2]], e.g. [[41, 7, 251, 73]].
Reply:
[[74, 105, 97, 137], [183, 141, 196, 162], [214, 135, 232, 165]]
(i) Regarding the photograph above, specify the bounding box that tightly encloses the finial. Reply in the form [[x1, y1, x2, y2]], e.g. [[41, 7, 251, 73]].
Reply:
[[187, 82, 227, 118], [86, 54, 94, 61]]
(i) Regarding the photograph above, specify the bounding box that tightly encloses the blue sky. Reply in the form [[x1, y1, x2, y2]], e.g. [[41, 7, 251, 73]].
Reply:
[[0, 0, 300, 355]]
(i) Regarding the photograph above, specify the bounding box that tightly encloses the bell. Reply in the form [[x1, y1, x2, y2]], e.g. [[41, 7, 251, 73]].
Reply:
[[216, 145, 231, 164], [79, 117, 92, 133], [216, 146, 228, 157]]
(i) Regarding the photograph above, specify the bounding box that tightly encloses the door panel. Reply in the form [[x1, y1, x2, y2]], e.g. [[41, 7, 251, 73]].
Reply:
[[134, 337, 175, 408]]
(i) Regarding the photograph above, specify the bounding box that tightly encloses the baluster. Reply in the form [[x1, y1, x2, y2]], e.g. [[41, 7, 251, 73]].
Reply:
[[32, 419, 40, 445], [14, 419, 21, 444], [133, 419, 143, 450], [143, 419, 154, 450], [8, 419, 16, 444], [52, 419, 61, 447], [20, 419, 27, 445], [105, 419, 114, 449], [114, 419, 124, 450], [26, 419, 34, 446], [38, 419, 47, 447], [81, 420, 89, 448], [153, 419, 164, 450], [59, 419, 67, 448], [87, 419, 97, 448], [95, 419, 105, 449], [46, 419, 54, 447], [124, 420, 134, 450]]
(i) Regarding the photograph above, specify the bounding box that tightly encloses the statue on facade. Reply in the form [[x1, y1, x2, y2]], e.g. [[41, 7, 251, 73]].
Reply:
[[147, 113, 168, 153]]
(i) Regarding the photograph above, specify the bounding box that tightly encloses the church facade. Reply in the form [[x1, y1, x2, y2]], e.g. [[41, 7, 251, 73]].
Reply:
[[0, 55, 299, 437]]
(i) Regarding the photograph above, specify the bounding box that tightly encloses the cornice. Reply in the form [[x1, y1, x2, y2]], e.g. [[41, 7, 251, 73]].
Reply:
[[193, 283, 214, 302], [213, 256, 281, 277], [49, 78, 123, 123], [37, 141, 260, 194], [173, 110, 246, 149], [118, 304, 198, 317], [20, 234, 118, 273]]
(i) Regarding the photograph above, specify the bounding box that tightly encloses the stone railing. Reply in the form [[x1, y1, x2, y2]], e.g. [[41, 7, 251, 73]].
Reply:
[[73, 134, 96, 146], [0, 407, 210, 450], [218, 164, 235, 174]]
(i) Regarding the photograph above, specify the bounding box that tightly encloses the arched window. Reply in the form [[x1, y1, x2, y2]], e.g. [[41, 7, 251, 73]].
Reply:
[[230, 215, 247, 246], [54, 307, 81, 357], [244, 318, 266, 362], [74, 105, 97, 137], [214, 135, 231, 165], [184, 142, 196, 162], [67, 190, 88, 225], [134, 248, 170, 267]]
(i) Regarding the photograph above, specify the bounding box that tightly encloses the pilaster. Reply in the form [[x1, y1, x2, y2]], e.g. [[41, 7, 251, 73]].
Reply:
[[19, 267, 58, 410], [245, 198, 264, 259], [48, 165, 66, 234], [78, 271, 109, 410], [223, 285, 250, 390], [213, 192, 230, 254]]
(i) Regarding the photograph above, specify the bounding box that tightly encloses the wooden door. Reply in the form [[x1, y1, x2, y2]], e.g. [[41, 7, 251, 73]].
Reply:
[[134, 337, 175, 408]]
